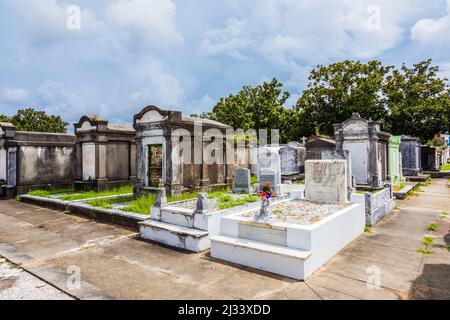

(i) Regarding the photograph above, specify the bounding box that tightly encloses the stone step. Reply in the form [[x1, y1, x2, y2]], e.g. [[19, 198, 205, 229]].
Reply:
[[139, 220, 210, 253], [159, 206, 196, 228], [210, 235, 312, 280]]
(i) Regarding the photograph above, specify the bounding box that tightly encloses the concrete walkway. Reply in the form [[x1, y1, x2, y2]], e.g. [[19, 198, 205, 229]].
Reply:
[[0, 179, 449, 300]]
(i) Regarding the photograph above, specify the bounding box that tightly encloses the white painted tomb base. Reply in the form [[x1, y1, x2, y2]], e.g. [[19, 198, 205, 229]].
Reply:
[[210, 199, 365, 280], [350, 187, 395, 226], [139, 200, 262, 252]]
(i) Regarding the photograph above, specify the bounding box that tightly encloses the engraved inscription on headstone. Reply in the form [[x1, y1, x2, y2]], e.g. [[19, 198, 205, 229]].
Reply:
[[233, 167, 251, 193], [148, 144, 163, 187]]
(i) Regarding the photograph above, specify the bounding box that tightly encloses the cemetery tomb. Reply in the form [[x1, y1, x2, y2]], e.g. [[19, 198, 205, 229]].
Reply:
[[305, 136, 336, 160], [74, 115, 137, 192], [133, 105, 233, 197], [0, 122, 77, 198], [280, 143, 306, 181], [399, 135, 422, 177], [210, 159, 365, 280], [388, 136, 402, 184], [421, 145, 440, 171], [334, 113, 390, 188]]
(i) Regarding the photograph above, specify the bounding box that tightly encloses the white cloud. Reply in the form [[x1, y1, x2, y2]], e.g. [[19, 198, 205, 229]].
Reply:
[[106, 0, 183, 49], [411, 0, 450, 45], [2, 87, 29, 104], [36, 79, 91, 122], [5, 0, 103, 46], [130, 73, 186, 107], [201, 0, 423, 65], [200, 18, 250, 59]]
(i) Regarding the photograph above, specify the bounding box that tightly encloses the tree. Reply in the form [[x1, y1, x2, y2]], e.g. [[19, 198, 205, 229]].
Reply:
[[0, 114, 10, 122], [0, 108, 69, 133], [384, 59, 450, 141], [197, 78, 294, 143], [294, 60, 393, 137]]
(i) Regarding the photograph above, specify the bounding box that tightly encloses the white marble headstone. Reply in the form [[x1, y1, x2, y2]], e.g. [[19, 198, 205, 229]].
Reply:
[[305, 160, 347, 204]]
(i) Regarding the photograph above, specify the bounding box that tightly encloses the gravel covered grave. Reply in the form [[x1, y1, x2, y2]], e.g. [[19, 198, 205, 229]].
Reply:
[[243, 200, 350, 225]]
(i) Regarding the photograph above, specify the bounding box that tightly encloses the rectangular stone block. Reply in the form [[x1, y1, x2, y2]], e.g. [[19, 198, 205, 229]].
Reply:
[[305, 160, 347, 204]]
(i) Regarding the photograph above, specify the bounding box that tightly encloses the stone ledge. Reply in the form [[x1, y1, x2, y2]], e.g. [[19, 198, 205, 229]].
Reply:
[[211, 235, 311, 259]]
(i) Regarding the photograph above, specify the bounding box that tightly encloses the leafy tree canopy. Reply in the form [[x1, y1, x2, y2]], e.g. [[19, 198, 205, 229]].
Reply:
[[383, 59, 450, 141], [0, 108, 69, 133], [193, 78, 292, 142], [294, 60, 393, 137], [200, 59, 449, 143]]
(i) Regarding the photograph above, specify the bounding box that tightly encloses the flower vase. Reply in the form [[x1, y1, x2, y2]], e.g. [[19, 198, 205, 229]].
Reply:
[[260, 198, 270, 216]]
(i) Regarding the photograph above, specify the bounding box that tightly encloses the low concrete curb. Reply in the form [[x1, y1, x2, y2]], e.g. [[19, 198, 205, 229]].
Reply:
[[394, 182, 419, 200]]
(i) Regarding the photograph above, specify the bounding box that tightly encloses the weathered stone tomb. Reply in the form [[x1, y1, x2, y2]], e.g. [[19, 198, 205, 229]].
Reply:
[[334, 113, 391, 188], [74, 115, 137, 192], [133, 105, 234, 197]]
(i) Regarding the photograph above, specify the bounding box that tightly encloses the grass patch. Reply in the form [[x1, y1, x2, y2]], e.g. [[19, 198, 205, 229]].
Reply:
[[216, 194, 258, 210], [86, 195, 134, 209], [208, 188, 233, 199], [417, 249, 434, 255], [426, 223, 439, 232], [393, 183, 406, 192], [364, 225, 373, 234], [441, 163, 450, 171], [272, 209, 282, 215], [28, 190, 52, 198], [440, 211, 449, 218], [28, 187, 75, 198], [58, 185, 133, 201], [121, 194, 156, 215], [422, 236, 434, 246], [446, 246, 450, 252], [167, 191, 199, 203], [418, 181, 431, 187]]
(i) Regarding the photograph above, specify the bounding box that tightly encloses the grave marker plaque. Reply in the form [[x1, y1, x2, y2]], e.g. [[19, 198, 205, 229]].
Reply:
[[148, 144, 163, 187]]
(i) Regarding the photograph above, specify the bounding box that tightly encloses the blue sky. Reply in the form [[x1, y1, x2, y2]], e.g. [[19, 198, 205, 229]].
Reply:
[[1, 0, 450, 127]]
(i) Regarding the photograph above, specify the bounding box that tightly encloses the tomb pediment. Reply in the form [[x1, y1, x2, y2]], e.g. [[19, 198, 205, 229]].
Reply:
[[134, 106, 170, 125], [77, 121, 97, 132], [137, 110, 168, 124]]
